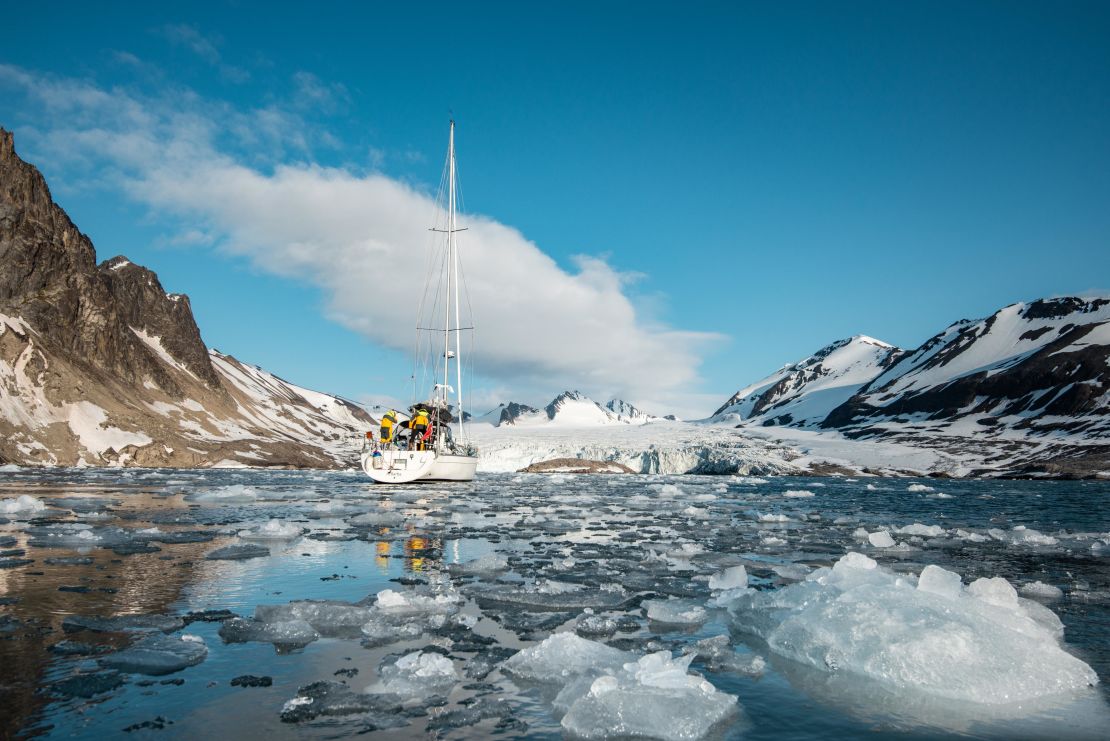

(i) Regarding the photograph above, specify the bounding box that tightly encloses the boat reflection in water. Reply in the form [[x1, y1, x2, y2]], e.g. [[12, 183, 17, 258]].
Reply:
[[372, 527, 442, 573]]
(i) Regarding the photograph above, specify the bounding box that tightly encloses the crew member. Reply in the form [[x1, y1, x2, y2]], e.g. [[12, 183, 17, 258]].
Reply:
[[409, 407, 431, 450], [380, 410, 399, 446]]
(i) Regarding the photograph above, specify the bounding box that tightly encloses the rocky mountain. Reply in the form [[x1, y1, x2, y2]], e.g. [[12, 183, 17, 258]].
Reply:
[[713, 335, 902, 427], [715, 298, 1110, 476], [605, 399, 656, 424], [497, 402, 540, 426], [824, 298, 1110, 439], [0, 128, 373, 468]]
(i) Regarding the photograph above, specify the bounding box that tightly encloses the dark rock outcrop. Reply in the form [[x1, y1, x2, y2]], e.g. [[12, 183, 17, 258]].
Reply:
[[0, 127, 373, 467]]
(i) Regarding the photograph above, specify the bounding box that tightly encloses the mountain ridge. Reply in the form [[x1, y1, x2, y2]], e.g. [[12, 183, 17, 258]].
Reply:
[[0, 127, 373, 467]]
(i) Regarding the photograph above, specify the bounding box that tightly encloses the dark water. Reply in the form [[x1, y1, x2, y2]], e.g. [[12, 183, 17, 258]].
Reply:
[[0, 468, 1107, 740]]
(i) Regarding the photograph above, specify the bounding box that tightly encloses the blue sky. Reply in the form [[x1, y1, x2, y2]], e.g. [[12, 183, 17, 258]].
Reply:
[[2, 1, 1109, 417]]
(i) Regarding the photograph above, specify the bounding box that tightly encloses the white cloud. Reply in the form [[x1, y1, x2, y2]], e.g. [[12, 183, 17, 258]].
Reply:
[[0, 65, 722, 414]]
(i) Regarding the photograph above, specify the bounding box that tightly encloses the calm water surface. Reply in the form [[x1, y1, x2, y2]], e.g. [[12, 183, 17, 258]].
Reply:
[[0, 468, 1107, 740]]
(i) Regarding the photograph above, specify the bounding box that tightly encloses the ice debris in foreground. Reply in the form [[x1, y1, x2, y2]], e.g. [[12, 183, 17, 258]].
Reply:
[[237, 519, 304, 540], [98, 634, 207, 675], [503, 632, 736, 741], [0, 494, 46, 514], [724, 552, 1098, 704]]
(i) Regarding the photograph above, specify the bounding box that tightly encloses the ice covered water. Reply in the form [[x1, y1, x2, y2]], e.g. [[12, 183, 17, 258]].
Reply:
[[0, 467, 1108, 740]]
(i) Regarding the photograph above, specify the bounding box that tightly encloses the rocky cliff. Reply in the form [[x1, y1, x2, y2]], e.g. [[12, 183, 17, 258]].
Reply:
[[0, 128, 373, 468]]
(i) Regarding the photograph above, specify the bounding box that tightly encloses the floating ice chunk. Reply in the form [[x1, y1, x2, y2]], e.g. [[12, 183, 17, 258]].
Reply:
[[374, 588, 460, 615], [255, 600, 375, 638], [783, 489, 814, 498], [967, 576, 1019, 609], [501, 632, 631, 681], [927, 492, 954, 499], [726, 553, 1098, 704], [368, 651, 457, 697], [63, 614, 184, 634], [690, 635, 766, 676], [575, 613, 619, 638], [206, 543, 270, 560], [864, 483, 878, 491], [219, 617, 319, 649], [757, 512, 790, 523], [708, 565, 748, 591], [188, 485, 258, 503], [896, 523, 945, 537], [955, 528, 989, 543], [1021, 581, 1064, 601], [0, 495, 46, 514], [907, 483, 934, 492], [867, 531, 895, 548], [238, 520, 303, 540], [99, 634, 207, 675], [645, 599, 708, 626], [917, 565, 962, 600], [1008, 526, 1058, 546], [449, 552, 509, 575], [559, 652, 737, 741], [347, 511, 405, 527]]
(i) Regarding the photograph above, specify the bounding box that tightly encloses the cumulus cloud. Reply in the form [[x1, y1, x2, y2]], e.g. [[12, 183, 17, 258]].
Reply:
[[0, 65, 721, 412]]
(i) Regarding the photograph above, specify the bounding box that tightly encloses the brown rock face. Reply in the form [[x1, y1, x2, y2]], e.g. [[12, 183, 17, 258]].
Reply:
[[0, 129, 221, 397], [0, 127, 373, 468]]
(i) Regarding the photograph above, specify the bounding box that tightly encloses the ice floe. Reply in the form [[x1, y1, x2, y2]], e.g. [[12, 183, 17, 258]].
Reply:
[[725, 552, 1098, 704]]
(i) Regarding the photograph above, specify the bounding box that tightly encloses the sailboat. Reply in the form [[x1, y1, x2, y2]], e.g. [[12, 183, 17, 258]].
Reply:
[[361, 121, 479, 483]]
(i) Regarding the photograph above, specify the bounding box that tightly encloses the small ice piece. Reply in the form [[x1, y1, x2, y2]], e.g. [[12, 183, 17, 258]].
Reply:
[[645, 600, 708, 626], [917, 564, 962, 600], [967, 576, 1019, 609], [255, 600, 375, 638], [896, 523, 945, 537], [575, 613, 619, 638], [868, 531, 895, 548], [448, 552, 510, 575], [502, 632, 631, 681], [374, 588, 460, 615], [727, 553, 1099, 704], [99, 634, 207, 675], [1020, 581, 1064, 601], [238, 520, 303, 540], [691, 635, 767, 676], [281, 681, 399, 723], [188, 485, 259, 503], [0, 494, 46, 514], [367, 650, 457, 697], [219, 617, 320, 649], [1007, 526, 1059, 547], [559, 652, 737, 741], [783, 489, 814, 498], [205, 544, 270, 560], [907, 483, 934, 492], [63, 614, 184, 634], [708, 565, 748, 591], [757, 512, 790, 523]]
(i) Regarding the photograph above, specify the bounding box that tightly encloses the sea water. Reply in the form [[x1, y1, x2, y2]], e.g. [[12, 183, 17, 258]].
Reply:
[[0, 467, 1107, 740]]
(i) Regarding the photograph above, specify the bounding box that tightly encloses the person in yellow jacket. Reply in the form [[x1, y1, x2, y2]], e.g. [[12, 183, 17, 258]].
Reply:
[[380, 410, 399, 446], [408, 407, 431, 450]]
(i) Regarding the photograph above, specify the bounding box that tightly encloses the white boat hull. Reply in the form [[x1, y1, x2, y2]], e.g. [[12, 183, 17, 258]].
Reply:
[[361, 449, 477, 483]]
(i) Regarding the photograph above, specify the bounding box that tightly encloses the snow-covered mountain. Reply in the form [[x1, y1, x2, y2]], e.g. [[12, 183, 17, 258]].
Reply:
[[605, 399, 657, 424], [713, 336, 903, 427], [824, 298, 1110, 439], [0, 128, 373, 468]]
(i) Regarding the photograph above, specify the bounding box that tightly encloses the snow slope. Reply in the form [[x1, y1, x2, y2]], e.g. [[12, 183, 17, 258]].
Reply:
[[713, 336, 902, 427], [825, 298, 1110, 440]]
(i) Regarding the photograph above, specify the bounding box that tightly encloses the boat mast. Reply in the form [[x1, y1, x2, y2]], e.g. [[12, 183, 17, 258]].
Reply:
[[450, 124, 464, 437], [442, 122, 454, 446]]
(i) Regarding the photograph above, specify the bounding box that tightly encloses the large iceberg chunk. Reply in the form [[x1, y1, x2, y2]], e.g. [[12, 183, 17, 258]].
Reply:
[[725, 552, 1098, 704], [502, 634, 737, 740]]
